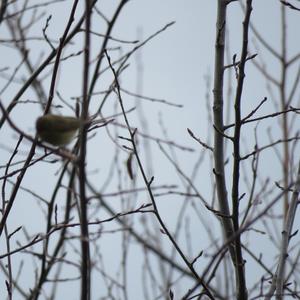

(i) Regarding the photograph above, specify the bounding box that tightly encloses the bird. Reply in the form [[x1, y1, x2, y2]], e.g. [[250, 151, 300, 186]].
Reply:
[[36, 114, 82, 146], [35, 114, 105, 146]]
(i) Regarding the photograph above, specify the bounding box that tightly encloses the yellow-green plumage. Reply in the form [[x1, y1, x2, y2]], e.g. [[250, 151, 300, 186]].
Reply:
[[36, 114, 81, 146]]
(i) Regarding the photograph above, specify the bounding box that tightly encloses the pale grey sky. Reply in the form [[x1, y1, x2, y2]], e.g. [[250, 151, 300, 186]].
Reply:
[[1, 1, 300, 299]]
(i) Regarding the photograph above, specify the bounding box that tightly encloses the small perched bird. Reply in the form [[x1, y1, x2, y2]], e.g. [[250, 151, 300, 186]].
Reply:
[[36, 114, 82, 146]]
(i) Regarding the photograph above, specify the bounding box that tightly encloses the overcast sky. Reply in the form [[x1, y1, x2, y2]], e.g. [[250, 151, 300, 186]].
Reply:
[[1, 1, 300, 299]]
